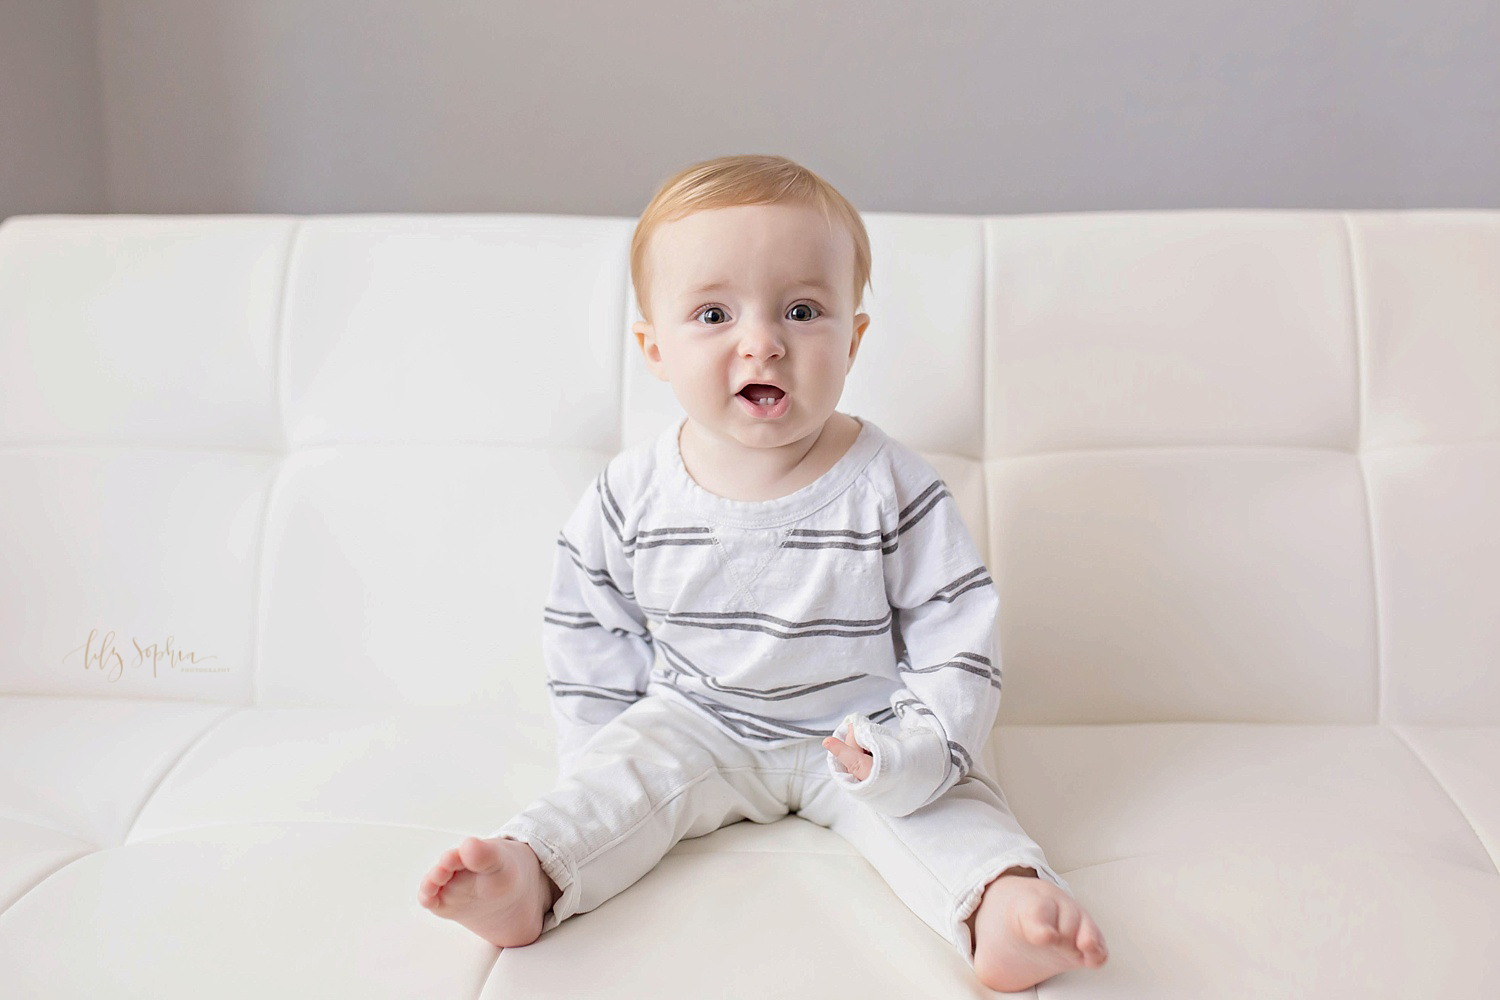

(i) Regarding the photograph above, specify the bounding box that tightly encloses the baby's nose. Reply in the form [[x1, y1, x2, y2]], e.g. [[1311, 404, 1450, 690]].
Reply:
[[740, 328, 785, 358]]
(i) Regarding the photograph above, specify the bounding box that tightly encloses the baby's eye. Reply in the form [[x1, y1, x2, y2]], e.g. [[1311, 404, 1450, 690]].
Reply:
[[692, 302, 821, 325]]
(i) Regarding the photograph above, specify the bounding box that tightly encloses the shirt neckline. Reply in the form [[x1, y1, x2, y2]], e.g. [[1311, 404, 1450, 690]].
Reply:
[[658, 413, 886, 527]]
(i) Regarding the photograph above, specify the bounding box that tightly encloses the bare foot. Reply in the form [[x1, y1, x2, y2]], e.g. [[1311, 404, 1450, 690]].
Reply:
[[965, 867, 1108, 993], [416, 836, 562, 948]]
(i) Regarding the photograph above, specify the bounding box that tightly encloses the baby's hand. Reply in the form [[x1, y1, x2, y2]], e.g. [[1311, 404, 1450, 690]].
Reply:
[[823, 727, 874, 781]]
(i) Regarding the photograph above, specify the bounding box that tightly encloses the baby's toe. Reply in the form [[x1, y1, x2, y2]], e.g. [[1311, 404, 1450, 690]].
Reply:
[[1053, 898, 1082, 948], [1017, 894, 1064, 947], [417, 854, 462, 906], [457, 836, 504, 873], [1077, 914, 1109, 965]]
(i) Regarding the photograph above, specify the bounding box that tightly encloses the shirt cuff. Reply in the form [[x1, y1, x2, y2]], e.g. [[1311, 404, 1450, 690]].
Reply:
[[824, 712, 951, 817]]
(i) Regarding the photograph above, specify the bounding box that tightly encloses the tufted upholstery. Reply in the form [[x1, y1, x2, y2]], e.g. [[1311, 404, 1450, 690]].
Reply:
[[0, 210, 1497, 997]]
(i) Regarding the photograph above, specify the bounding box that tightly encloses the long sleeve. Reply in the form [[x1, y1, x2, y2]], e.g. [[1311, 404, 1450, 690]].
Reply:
[[542, 463, 655, 774], [825, 462, 1002, 817]]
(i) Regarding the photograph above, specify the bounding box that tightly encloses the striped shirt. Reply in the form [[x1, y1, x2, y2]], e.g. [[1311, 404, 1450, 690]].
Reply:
[[541, 414, 1003, 817]]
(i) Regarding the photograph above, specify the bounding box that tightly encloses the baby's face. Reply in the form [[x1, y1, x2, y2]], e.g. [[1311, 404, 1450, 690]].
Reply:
[[632, 202, 870, 453]]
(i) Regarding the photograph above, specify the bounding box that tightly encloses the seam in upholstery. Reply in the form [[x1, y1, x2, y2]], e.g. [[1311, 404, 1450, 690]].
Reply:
[[998, 442, 1357, 463], [1046, 842, 1500, 880], [0, 842, 96, 922], [0, 813, 100, 843], [249, 220, 301, 708], [1359, 437, 1500, 453], [111, 814, 850, 847], [0, 442, 284, 455], [247, 460, 290, 708], [1342, 213, 1385, 726], [1386, 726, 1500, 876], [119, 706, 247, 843], [273, 220, 300, 454], [123, 816, 573, 843]]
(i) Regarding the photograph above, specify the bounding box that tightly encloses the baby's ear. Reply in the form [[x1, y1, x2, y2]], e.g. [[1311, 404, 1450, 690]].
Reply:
[[631, 323, 666, 376], [847, 313, 870, 363]]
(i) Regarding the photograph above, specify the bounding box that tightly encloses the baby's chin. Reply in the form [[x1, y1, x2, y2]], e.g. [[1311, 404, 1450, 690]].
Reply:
[[692, 404, 840, 445]]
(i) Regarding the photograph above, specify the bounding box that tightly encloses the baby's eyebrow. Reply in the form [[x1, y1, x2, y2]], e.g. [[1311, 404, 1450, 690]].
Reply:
[[687, 278, 832, 295]]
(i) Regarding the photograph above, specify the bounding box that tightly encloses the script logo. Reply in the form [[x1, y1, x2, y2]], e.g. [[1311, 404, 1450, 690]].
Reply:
[[62, 627, 223, 681]]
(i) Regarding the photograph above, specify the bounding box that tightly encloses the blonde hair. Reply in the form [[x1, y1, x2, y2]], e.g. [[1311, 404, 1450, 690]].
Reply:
[[630, 154, 872, 325]]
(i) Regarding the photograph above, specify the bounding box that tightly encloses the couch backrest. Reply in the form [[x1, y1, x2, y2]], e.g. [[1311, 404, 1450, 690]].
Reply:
[[2, 211, 1496, 727]]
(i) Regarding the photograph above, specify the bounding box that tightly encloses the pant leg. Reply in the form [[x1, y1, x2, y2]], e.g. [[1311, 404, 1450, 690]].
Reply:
[[793, 742, 1072, 970], [488, 693, 802, 935]]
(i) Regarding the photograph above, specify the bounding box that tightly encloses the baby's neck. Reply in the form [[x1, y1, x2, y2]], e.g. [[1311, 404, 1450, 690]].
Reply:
[[679, 413, 862, 502]]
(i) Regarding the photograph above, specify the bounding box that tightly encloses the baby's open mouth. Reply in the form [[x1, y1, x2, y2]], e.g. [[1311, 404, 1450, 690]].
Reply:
[[736, 383, 790, 418], [738, 383, 786, 405]]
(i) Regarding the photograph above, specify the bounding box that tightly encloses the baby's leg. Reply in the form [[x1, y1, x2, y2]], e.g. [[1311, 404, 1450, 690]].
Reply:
[[796, 754, 1105, 990], [417, 695, 794, 946]]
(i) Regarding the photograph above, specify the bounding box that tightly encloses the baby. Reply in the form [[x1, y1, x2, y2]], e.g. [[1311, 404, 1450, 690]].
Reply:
[[417, 154, 1108, 992]]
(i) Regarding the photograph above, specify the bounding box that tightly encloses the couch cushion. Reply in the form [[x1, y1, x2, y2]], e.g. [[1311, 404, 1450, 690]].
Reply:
[[0, 216, 294, 450], [1366, 445, 1500, 724], [0, 696, 233, 846], [0, 450, 277, 702], [253, 444, 605, 710], [983, 213, 1358, 455], [127, 705, 560, 839], [281, 216, 634, 453], [1064, 848, 1500, 996], [984, 724, 1497, 873], [3, 711, 1496, 998], [4, 207, 1499, 999], [988, 450, 1380, 726]]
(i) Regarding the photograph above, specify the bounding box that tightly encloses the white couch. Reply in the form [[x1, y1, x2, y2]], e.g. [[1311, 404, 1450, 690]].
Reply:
[[1, 209, 1497, 998]]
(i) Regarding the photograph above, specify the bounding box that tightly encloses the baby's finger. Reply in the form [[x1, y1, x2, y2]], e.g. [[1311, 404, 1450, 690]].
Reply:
[[842, 743, 872, 780], [822, 738, 856, 772]]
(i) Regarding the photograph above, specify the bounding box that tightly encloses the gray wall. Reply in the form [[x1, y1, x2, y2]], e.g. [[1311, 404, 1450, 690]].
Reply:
[[0, 0, 107, 220], [4, 0, 1499, 223]]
